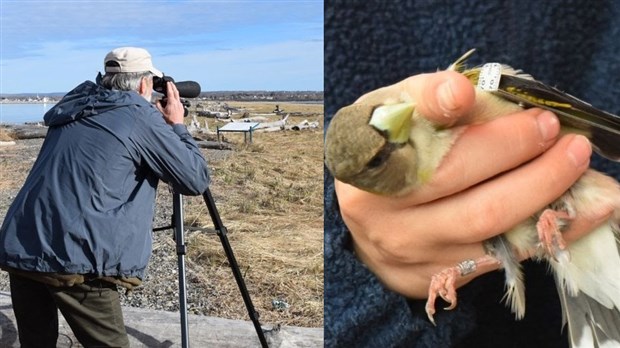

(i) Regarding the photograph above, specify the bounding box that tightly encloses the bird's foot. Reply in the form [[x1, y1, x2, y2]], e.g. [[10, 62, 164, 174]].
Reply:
[[425, 255, 500, 325], [426, 267, 459, 325], [536, 209, 571, 260]]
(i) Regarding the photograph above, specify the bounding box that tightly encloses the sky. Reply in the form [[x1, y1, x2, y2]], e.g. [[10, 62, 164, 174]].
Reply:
[[0, 0, 323, 94]]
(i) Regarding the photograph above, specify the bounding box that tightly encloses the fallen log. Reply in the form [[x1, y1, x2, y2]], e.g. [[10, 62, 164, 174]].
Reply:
[[195, 140, 233, 150], [256, 126, 285, 133], [251, 113, 277, 117], [255, 120, 320, 133], [4, 125, 48, 139], [291, 120, 320, 131], [196, 111, 230, 119], [235, 116, 270, 123], [254, 114, 289, 130]]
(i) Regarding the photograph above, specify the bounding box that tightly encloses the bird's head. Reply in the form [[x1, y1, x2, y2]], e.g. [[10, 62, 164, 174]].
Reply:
[[325, 102, 419, 196]]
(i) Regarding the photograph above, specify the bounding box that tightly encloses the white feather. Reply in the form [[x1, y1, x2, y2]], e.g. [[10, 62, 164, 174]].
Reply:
[[551, 223, 620, 309]]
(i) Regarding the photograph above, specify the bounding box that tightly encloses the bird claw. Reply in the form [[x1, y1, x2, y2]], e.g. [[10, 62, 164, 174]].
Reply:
[[536, 209, 571, 260], [425, 267, 459, 325]]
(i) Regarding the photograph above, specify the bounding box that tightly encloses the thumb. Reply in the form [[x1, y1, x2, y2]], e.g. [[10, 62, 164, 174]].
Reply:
[[401, 70, 476, 126], [354, 71, 475, 127]]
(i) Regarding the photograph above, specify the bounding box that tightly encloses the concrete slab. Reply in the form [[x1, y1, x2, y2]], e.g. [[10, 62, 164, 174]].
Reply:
[[0, 292, 323, 347]]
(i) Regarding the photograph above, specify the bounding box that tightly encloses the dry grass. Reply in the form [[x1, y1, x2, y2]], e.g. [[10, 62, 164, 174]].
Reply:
[[181, 101, 324, 327], [0, 160, 32, 190], [0, 138, 35, 191], [0, 128, 14, 142]]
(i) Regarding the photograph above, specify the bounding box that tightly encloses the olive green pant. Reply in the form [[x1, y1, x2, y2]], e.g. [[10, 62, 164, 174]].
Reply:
[[9, 273, 130, 348]]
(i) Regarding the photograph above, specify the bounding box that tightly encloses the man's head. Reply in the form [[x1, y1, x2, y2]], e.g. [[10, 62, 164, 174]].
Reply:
[[100, 47, 164, 101]]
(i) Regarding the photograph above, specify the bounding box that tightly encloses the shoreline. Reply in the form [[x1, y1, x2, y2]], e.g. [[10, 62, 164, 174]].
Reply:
[[0, 101, 58, 104]]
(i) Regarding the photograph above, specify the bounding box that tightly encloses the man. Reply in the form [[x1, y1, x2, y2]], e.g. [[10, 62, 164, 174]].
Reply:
[[0, 47, 210, 347]]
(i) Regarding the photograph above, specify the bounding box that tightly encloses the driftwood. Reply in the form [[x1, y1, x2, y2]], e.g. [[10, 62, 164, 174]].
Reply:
[[254, 114, 289, 130], [236, 116, 269, 123], [0, 290, 324, 348], [3, 124, 48, 139], [251, 113, 278, 117], [196, 111, 230, 119], [193, 134, 233, 150], [187, 115, 208, 133], [255, 119, 319, 133], [291, 120, 319, 131], [195, 140, 233, 150], [256, 126, 285, 133]]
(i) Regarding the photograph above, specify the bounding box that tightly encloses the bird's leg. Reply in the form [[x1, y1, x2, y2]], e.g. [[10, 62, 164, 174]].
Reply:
[[536, 209, 572, 259], [425, 254, 500, 325]]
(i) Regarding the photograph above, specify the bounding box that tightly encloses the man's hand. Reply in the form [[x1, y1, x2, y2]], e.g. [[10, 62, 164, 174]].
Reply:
[[156, 82, 185, 125]]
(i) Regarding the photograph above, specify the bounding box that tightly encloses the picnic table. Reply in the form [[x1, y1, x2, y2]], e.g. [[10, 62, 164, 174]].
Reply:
[[216, 122, 259, 143]]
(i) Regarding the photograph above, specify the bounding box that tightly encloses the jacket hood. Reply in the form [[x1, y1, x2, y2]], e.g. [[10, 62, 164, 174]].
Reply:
[[44, 80, 151, 127]]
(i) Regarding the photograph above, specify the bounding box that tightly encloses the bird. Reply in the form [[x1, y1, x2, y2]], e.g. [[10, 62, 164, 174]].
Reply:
[[324, 49, 620, 348]]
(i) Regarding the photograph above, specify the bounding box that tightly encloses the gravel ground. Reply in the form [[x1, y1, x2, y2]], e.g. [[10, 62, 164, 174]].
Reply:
[[0, 138, 233, 315]]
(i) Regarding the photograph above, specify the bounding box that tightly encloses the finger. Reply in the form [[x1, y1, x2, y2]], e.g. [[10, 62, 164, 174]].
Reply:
[[167, 81, 180, 100], [155, 100, 164, 113], [336, 180, 489, 265], [418, 134, 592, 244], [353, 235, 499, 299], [562, 211, 612, 244], [397, 108, 561, 205]]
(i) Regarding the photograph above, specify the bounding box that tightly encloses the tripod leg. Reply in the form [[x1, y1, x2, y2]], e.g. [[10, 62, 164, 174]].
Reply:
[[173, 193, 191, 348], [202, 189, 269, 348]]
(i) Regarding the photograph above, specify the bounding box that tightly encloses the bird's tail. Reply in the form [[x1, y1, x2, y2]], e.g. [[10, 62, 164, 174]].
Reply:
[[486, 236, 526, 319], [551, 222, 620, 348], [556, 280, 620, 348]]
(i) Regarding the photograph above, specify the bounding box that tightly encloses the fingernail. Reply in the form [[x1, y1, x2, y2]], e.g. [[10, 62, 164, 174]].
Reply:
[[536, 111, 560, 142], [438, 80, 458, 117], [566, 135, 591, 168]]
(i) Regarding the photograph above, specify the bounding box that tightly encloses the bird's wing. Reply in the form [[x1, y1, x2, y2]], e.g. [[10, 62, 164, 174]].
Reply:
[[449, 49, 620, 161], [493, 74, 620, 162]]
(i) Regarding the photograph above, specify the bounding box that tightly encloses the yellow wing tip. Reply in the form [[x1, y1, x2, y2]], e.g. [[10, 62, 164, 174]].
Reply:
[[447, 48, 476, 72], [447, 48, 480, 85]]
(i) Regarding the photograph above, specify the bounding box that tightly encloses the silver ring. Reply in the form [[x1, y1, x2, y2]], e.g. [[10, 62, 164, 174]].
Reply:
[[457, 259, 477, 276]]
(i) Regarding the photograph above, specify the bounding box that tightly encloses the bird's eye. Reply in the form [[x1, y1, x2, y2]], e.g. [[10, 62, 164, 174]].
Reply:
[[367, 154, 386, 168], [367, 143, 395, 169]]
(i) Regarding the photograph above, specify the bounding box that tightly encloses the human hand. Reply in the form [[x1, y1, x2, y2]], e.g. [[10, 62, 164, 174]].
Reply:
[[156, 82, 185, 125], [332, 70, 592, 299]]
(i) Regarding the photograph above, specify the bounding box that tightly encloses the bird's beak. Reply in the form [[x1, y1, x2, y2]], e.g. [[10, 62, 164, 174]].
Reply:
[[369, 102, 415, 144]]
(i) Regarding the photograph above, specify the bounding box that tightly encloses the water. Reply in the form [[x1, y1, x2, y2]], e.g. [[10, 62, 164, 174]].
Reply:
[[0, 103, 55, 124]]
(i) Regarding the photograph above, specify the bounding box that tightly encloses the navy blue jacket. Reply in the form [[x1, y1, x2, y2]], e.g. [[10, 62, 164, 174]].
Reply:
[[325, 0, 620, 347], [0, 80, 210, 279]]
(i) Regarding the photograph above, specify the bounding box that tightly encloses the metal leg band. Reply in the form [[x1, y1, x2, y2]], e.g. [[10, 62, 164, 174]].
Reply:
[[457, 259, 477, 276]]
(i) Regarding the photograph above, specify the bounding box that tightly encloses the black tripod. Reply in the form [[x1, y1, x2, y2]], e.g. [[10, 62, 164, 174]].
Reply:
[[154, 188, 269, 348]]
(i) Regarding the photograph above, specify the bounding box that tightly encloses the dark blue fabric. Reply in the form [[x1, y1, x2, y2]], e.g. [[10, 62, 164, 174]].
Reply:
[[0, 80, 210, 278], [325, 1, 620, 347]]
